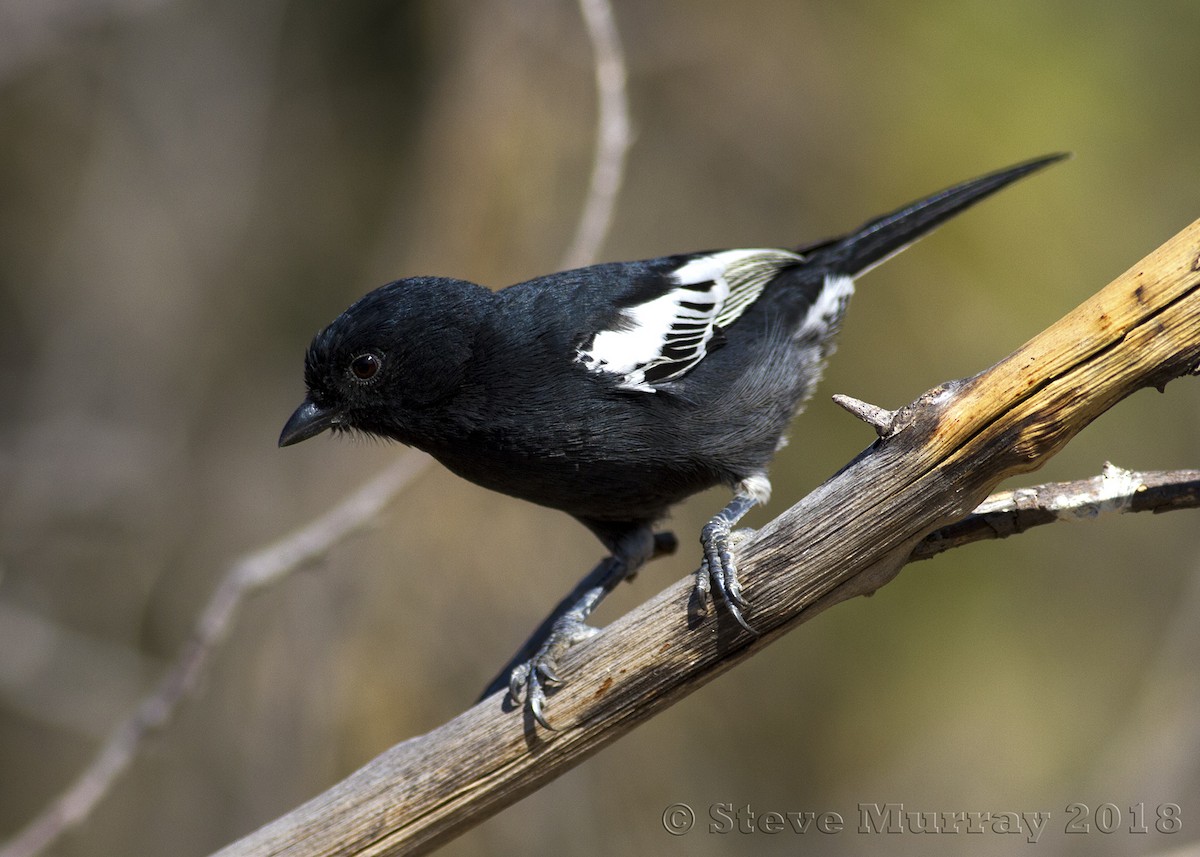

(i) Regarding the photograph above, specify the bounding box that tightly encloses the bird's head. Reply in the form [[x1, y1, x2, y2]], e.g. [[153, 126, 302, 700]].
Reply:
[[279, 277, 484, 447]]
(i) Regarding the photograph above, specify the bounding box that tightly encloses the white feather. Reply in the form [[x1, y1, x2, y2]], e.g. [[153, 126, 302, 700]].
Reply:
[[577, 249, 801, 392], [797, 273, 855, 339]]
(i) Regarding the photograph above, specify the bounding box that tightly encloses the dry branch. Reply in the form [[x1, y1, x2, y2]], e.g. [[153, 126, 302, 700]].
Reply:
[[913, 463, 1200, 560], [207, 221, 1200, 856]]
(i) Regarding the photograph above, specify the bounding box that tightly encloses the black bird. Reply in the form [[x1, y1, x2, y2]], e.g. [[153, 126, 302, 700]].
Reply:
[[280, 154, 1065, 726]]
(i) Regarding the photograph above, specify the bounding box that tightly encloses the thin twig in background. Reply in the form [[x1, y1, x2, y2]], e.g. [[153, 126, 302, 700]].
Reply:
[[560, 0, 632, 270], [0, 453, 432, 857], [0, 0, 634, 852]]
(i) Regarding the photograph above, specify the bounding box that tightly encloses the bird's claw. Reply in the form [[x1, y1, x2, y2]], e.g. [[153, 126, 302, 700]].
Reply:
[[507, 615, 599, 729], [694, 524, 758, 634]]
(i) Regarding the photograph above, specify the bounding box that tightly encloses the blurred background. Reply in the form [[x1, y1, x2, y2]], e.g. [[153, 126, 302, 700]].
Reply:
[[2, 1, 1199, 855]]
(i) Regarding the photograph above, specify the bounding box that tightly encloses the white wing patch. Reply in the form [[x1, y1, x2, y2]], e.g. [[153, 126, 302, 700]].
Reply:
[[576, 249, 801, 392]]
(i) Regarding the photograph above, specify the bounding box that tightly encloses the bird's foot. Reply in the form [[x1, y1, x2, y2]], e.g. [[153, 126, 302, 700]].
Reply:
[[692, 523, 758, 634], [507, 615, 600, 729]]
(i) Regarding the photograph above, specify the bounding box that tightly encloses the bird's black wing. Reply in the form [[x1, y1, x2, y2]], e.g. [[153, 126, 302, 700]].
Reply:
[[573, 249, 802, 392]]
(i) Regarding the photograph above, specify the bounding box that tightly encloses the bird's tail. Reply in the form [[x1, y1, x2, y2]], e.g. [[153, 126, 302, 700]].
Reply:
[[804, 153, 1068, 278]]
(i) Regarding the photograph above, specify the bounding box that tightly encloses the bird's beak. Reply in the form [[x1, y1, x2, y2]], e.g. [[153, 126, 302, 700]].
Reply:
[[278, 399, 339, 447]]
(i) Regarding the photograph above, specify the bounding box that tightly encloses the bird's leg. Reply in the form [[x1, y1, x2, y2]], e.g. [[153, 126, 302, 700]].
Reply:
[[693, 474, 770, 634], [481, 528, 673, 728]]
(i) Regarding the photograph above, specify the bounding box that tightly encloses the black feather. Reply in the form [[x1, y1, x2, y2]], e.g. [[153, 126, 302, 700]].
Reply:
[[279, 155, 1065, 710]]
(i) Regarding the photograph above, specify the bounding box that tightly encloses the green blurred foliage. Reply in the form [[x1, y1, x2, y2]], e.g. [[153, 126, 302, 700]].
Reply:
[[1, 1, 1198, 855]]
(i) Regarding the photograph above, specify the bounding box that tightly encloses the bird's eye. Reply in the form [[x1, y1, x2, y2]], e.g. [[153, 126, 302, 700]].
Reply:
[[349, 353, 382, 381]]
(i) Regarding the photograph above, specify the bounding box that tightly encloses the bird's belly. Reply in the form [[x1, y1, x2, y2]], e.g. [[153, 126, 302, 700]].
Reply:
[[427, 438, 722, 524]]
